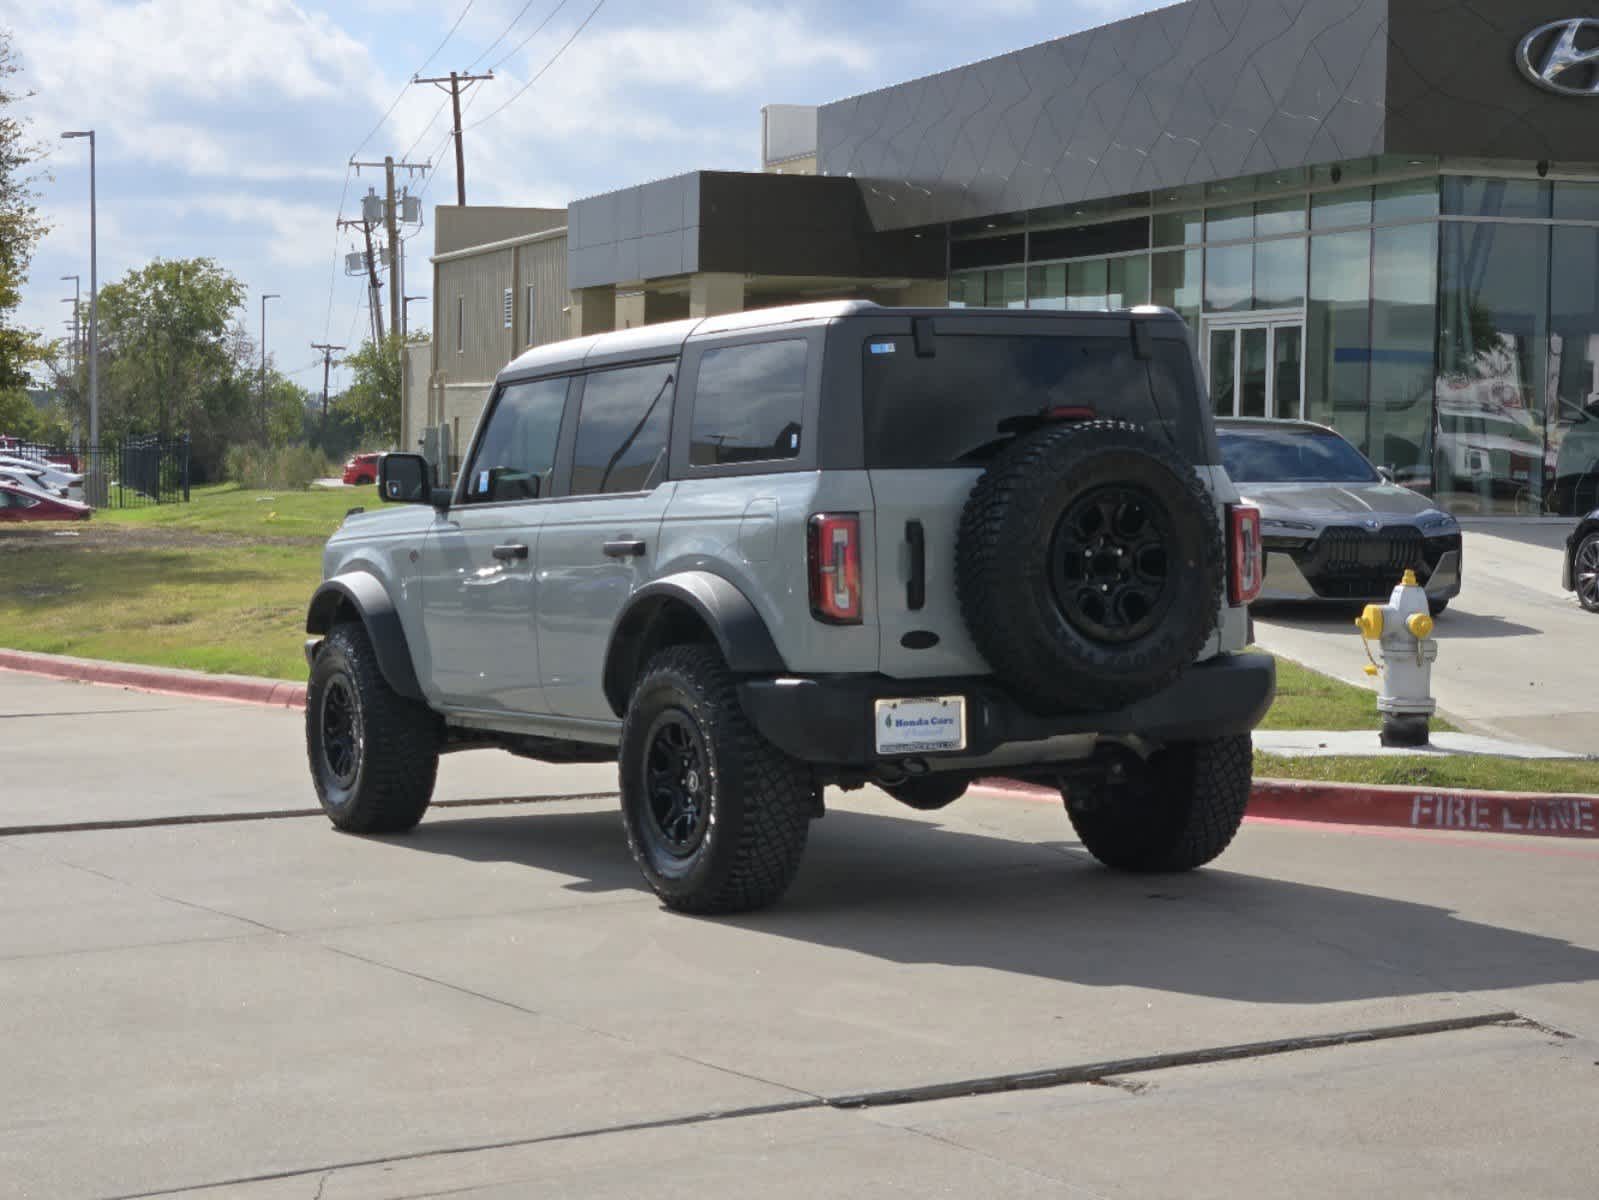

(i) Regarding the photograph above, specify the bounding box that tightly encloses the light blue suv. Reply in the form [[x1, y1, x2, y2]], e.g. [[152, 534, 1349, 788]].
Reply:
[[304, 302, 1275, 913]]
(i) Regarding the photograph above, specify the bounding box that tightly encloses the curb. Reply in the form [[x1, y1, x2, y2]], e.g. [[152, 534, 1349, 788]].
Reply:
[[0, 649, 307, 709], [977, 776, 1599, 840], [4, 651, 1595, 841]]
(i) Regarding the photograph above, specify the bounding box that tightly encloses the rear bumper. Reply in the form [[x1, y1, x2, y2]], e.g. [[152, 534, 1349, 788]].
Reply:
[[738, 653, 1276, 768]]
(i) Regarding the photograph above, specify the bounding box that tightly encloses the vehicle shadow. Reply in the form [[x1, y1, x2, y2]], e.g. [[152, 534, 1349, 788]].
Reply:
[[1254, 601, 1541, 640], [395, 803, 1599, 1006]]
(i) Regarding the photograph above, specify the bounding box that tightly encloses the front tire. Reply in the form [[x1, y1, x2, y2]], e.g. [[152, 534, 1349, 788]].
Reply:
[[1065, 735, 1252, 872], [306, 622, 439, 833], [1575, 533, 1599, 613], [620, 646, 813, 914]]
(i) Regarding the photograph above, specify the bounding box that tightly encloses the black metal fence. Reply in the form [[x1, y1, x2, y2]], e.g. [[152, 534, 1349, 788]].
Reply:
[[1, 436, 191, 508]]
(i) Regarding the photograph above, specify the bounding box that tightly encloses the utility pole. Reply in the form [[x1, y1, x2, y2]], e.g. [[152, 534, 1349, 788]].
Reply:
[[349, 158, 427, 343], [339, 214, 385, 343], [60, 275, 80, 381], [310, 342, 344, 432], [412, 71, 493, 205], [259, 293, 280, 439]]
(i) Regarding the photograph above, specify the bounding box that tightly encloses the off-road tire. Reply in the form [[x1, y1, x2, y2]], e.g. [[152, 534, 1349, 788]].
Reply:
[[1065, 734, 1252, 872], [957, 420, 1223, 711], [1430, 598, 1450, 616], [884, 776, 968, 811], [306, 621, 439, 833], [619, 645, 813, 914]]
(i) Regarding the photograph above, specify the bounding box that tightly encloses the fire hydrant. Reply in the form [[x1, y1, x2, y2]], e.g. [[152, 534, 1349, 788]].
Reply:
[[1354, 569, 1437, 747]]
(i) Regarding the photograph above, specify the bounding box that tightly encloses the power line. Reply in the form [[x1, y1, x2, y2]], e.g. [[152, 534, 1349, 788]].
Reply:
[[464, 0, 606, 133], [485, 0, 573, 72], [413, 71, 494, 205]]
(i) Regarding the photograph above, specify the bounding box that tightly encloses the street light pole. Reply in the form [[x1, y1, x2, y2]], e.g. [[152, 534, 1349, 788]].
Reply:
[[59, 132, 96, 453], [260, 293, 280, 438]]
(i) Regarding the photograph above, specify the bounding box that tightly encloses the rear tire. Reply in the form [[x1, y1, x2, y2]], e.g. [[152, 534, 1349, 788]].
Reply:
[[306, 622, 439, 833], [620, 645, 813, 914], [1065, 735, 1252, 872]]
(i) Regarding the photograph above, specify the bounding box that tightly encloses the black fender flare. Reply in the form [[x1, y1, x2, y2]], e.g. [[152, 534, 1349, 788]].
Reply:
[[602, 572, 787, 716], [305, 571, 425, 700]]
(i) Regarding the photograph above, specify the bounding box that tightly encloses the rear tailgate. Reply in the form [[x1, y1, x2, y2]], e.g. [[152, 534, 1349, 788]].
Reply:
[[856, 313, 1216, 678]]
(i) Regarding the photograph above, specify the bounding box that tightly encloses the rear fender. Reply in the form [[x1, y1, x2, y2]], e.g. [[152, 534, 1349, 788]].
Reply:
[[305, 571, 424, 700]]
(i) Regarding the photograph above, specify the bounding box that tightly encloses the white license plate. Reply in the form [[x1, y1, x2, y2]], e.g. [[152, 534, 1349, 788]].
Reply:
[[874, 696, 967, 754]]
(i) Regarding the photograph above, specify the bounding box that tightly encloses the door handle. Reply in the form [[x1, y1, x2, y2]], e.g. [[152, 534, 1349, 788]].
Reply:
[[491, 543, 529, 561], [603, 539, 647, 559]]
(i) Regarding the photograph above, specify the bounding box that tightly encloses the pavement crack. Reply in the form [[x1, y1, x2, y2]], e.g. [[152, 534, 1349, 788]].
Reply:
[[893, 1122, 1112, 1199]]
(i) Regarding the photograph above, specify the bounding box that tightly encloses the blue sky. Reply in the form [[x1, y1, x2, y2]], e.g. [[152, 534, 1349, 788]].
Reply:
[[14, 0, 1160, 392]]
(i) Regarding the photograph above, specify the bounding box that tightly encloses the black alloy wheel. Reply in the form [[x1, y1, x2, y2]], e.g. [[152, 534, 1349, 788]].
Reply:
[[1577, 533, 1599, 613], [1049, 484, 1174, 643], [319, 676, 361, 787], [642, 712, 713, 858]]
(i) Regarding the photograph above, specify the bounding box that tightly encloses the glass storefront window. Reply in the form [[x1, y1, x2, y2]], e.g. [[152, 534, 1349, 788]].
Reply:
[[1108, 255, 1149, 309], [1255, 196, 1306, 237], [1068, 259, 1108, 310], [1441, 176, 1552, 220], [948, 271, 984, 307], [986, 266, 1027, 309], [1553, 182, 1599, 223], [1206, 203, 1253, 243], [1307, 231, 1370, 436], [1374, 178, 1438, 223], [1435, 221, 1547, 514], [1254, 237, 1306, 309], [1370, 224, 1436, 490], [1027, 263, 1067, 309], [1152, 249, 1201, 327], [1205, 243, 1252, 312], [1312, 188, 1372, 230], [1152, 210, 1202, 247], [1547, 227, 1599, 515]]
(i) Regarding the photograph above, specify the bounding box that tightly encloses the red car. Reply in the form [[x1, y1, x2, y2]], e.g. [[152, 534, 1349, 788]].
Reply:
[[342, 452, 383, 486], [0, 481, 91, 521]]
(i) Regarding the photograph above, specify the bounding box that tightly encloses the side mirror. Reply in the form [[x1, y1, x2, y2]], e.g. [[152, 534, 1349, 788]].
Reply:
[[1377, 465, 1395, 484], [379, 453, 436, 505]]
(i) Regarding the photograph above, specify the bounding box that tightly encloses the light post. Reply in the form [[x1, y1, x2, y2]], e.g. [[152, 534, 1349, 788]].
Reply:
[[402, 294, 428, 338], [259, 292, 280, 437], [59, 132, 96, 459]]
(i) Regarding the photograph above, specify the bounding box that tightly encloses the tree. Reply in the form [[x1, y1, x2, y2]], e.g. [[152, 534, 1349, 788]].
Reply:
[[0, 31, 48, 392], [337, 333, 423, 446], [95, 257, 246, 439], [0, 384, 39, 437]]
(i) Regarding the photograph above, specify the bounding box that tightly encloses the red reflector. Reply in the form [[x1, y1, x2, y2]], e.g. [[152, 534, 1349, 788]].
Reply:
[[1228, 503, 1263, 606], [808, 513, 862, 625], [1046, 406, 1096, 421]]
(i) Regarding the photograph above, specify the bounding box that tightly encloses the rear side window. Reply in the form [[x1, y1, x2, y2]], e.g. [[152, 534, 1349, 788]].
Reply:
[[461, 376, 569, 503], [690, 339, 807, 466], [569, 361, 675, 495], [861, 332, 1200, 468]]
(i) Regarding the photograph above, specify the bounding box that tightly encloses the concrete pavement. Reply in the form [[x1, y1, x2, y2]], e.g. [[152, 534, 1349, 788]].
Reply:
[[1254, 522, 1599, 754], [4, 672, 1599, 1199]]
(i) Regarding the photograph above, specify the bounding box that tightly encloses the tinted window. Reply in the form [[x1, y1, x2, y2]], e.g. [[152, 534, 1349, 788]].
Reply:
[[569, 361, 674, 495], [861, 332, 1200, 468], [1218, 427, 1379, 483], [461, 376, 569, 503], [690, 340, 807, 467]]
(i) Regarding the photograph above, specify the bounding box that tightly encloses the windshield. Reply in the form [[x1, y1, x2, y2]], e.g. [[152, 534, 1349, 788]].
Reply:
[[1218, 426, 1379, 484]]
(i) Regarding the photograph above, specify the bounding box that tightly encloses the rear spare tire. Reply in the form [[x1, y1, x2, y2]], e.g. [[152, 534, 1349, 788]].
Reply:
[[956, 420, 1222, 711]]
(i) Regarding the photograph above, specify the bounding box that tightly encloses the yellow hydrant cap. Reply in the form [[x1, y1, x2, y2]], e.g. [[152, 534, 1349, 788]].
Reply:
[[1363, 663, 1379, 676], [1407, 612, 1434, 640], [1355, 604, 1384, 639], [1401, 568, 1419, 586]]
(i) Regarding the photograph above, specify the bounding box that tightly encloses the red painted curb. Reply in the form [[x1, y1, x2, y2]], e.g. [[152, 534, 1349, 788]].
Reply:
[[0, 649, 307, 710], [978, 776, 1599, 840]]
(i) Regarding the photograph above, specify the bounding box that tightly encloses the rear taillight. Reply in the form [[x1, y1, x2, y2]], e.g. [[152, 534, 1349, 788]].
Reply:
[[808, 512, 862, 625], [1227, 502, 1263, 606]]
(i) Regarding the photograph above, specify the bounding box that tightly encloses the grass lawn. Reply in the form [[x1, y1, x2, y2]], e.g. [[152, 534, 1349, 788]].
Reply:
[[0, 483, 369, 679], [1256, 752, 1599, 795]]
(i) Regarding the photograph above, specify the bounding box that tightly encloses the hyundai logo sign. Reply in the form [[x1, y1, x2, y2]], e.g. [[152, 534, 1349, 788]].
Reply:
[[1518, 19, 1599, 96]]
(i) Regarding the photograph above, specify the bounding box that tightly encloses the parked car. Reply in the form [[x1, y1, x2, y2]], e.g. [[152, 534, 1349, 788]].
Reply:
[[342, 452, 383, 485], [0, 455, 84, 502], [1562, 509, 1599, 613], [0, 465, 67, 498], [0, 480, 91, 521], [304, 301, 1274, 914], [1216, 417, 1462, 610]]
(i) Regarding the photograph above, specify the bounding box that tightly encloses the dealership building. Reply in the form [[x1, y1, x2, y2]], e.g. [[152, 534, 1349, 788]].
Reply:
[[412, 0, 1599, 516]]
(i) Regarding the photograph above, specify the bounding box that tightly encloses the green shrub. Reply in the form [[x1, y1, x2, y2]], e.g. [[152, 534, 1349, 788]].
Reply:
[[223, 444, 337, 490]]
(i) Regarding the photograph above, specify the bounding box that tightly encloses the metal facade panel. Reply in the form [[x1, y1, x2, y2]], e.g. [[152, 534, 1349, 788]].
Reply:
[[437, 247, 514, 385], [817, 0, 1393, 230], [517, 235, 570, 349]]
